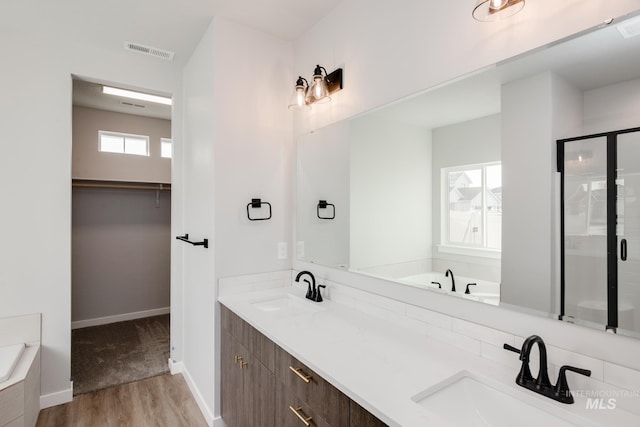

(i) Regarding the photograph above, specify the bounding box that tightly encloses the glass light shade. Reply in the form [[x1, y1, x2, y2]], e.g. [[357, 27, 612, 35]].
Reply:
[[288, 85, 310, 110], [288, 76, 310, 110], [307, 75, 331, 104], [473, 0, 524, 22]]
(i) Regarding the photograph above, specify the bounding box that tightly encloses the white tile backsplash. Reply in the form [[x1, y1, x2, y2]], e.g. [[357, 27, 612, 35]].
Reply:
[[452, 319, 515, 348], [405, 305, 453, 330], [546, 345, 605, 382], [604, 362, 640, 392], [218, 270, 290, 296], [426, 324, 482, 355], [480, 342, 521, 369]]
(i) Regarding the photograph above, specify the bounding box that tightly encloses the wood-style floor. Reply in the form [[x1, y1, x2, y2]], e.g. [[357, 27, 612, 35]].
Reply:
[[36, 373, 207, 427]]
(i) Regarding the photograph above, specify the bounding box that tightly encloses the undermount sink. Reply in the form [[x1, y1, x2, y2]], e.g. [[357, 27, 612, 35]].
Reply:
[[250, 294, 324, 317], [412, 371, 595, 427]]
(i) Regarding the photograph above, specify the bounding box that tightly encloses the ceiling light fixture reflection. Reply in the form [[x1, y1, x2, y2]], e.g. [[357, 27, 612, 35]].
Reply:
[[102, 85, 172, 105], [473, 0, 525, 22]]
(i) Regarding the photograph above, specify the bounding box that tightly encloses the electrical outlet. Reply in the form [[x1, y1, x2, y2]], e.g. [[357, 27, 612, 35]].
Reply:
[[278, 242, 288, 259], [297, 241, 305, 259]]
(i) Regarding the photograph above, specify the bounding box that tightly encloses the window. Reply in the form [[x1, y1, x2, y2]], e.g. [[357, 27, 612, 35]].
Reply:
[[443, 162, 501, 251], [99, 131, 149, 156], [161, 138, 172, 158]]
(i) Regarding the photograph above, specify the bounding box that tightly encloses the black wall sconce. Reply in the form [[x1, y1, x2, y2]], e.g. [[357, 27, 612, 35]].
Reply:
[[288, 65, 343, 110]]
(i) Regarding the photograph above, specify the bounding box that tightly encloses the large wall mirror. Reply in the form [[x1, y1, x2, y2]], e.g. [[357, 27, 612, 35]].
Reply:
[[296, 13, 640, 339]]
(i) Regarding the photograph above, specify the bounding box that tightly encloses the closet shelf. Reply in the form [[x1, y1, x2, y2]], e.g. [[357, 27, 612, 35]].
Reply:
[[72, 179, 171, 191]]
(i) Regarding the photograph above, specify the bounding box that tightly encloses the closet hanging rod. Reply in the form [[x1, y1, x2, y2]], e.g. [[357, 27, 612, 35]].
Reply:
[[72, 179, 171, 191]]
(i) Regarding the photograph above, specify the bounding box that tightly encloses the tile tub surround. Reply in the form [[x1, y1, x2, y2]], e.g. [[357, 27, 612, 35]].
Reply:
[[218, 276, 640, 426]]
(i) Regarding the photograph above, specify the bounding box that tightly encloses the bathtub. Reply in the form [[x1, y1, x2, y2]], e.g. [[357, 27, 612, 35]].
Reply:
[[398, 272, 500, 305], [0, 343, 26, 384]]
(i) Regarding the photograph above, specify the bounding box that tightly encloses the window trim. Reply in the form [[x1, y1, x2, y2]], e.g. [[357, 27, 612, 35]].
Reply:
[[441, 161, 502, 257], [98, 130, 150, 156]]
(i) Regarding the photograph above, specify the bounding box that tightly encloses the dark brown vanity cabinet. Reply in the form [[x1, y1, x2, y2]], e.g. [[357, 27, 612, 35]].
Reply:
[[220, 304, 387, 427], [221, 305, 275, 427]]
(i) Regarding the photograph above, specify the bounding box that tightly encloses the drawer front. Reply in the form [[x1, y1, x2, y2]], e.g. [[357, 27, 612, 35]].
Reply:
[[275, 346, 349, 427], [275, 381, 331, 427]]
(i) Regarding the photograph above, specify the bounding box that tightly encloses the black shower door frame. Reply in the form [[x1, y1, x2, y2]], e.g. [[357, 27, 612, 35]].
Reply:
[[557, 126, 640, 331]]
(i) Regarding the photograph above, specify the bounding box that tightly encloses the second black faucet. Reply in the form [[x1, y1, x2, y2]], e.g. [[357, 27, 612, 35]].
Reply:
[[294, 270, 326, 302]]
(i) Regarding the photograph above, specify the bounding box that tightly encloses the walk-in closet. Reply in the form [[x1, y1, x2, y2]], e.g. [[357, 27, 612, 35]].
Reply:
[[70, 78, 172, 394]]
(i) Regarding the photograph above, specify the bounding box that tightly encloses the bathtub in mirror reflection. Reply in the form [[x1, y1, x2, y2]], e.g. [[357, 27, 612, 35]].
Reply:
[[296, 14, 640, 339]]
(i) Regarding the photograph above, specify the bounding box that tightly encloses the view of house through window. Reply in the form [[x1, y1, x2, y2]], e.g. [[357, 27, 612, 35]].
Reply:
[[99, 130, 149, 156], [445, 162, 502, 250]]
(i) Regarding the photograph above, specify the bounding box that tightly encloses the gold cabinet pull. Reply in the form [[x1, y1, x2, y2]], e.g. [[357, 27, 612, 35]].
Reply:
[[234, 355, 243, 363], [289, 406, 312, 426], [289, 366, 312, 383], [240, 360, 248, 369]]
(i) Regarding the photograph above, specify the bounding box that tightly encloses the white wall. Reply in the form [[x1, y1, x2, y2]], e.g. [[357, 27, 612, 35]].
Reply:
[[0, 17, 180, 405], [211, 19, 293, 280], [72, 106, 171, 183], [584, 77, 640, 134], [349, 115, 431, 271], [180, 16, 293, 422], [297, 122, 350, 267]]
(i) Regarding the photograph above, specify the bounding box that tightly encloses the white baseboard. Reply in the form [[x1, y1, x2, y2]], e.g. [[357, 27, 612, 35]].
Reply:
[[71, 307, 170, 329], [168, 358, 184, 375], [40, 382, 73, 409], [181, 365, 214, 426], [213, 417, 227, 427]]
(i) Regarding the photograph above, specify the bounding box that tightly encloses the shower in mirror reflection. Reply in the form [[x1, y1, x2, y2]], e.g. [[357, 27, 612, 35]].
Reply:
[[472, 0, 525, 22]]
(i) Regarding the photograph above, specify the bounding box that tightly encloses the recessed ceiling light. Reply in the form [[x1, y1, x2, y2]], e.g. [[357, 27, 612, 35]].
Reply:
[[102, 86, 172, 106]]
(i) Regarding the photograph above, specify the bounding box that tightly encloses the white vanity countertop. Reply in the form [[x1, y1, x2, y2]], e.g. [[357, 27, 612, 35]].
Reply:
[[218, 287, 639, 427]]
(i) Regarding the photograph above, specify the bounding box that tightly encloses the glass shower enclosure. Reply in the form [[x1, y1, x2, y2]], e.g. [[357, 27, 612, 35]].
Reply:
[[558, 127, 640, 336]]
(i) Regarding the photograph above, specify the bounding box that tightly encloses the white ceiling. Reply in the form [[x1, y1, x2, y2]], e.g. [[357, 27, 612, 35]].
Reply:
[[42, 0, 344, 120], [4, 1, 342, 63]]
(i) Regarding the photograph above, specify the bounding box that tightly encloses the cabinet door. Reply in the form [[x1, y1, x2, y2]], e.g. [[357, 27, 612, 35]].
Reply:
[[221, 331, 245, 427], [275, 381, 331, 427], [350, 400, 388, 427], [244, 352, 275, 427]]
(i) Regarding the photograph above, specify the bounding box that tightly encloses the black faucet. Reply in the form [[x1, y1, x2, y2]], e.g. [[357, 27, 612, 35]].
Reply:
[[295, 271, 316, 300], [294, 271, 326, 302], [445, 269, 455, 293], [504, 335, 591, 404], [465, 283, 477, 294]]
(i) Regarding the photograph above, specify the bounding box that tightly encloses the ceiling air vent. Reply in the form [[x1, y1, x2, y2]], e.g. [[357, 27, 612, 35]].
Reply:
[[124, 41, 175, 61], [617, 16, 640, 39]]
